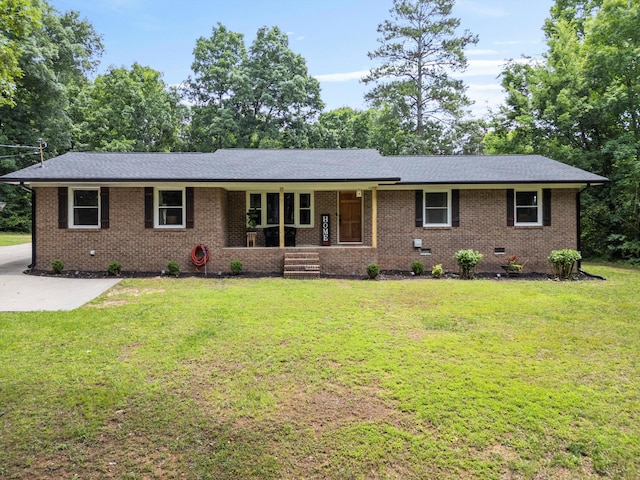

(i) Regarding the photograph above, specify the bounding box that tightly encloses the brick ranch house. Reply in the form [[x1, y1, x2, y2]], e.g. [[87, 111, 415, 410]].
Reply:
[[0, 149, 608, 277]]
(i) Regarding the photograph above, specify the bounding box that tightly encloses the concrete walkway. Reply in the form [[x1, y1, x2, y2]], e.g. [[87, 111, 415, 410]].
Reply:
[[0, 243, 120, 312]]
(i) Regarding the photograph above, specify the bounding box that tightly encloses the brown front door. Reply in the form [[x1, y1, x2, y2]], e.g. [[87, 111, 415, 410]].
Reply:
[[339, 191, 362, 243]]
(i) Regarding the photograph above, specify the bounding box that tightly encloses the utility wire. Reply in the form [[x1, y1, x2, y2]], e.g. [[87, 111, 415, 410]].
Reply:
[[0, 152, 39, 160], [0, 144, 41, 149]]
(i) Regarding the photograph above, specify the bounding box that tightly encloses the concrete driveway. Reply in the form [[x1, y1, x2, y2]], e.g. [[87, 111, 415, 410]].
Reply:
[[0, 243, 120, 312]]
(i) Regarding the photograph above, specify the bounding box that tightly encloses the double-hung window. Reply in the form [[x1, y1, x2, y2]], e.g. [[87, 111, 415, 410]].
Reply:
[[515, 189, 541, 226], [246, 192, 313, 227], [69, 188, 100, 228], [424, 191, 450, 227], [155, 188, 185, 228]]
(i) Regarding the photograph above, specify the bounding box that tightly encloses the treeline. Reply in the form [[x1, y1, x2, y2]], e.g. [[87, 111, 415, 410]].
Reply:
[[1, 0, 639, 262]]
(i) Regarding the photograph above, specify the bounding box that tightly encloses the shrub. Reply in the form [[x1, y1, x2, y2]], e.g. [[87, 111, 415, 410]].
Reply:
[[230, 260, 243, 275], [167, 260, 180, 277], [411, 261, 424, 276], [51, 259, 64, 274], [366, 263, 380, 279], [548, 249, 582, 279], [453, 249, 484, 279], [107, 260, 122, 276], [431, 263, 444, 278]]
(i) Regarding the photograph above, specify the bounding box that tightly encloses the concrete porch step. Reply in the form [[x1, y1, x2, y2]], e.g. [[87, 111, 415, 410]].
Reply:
[[284, 252, 320, 278]]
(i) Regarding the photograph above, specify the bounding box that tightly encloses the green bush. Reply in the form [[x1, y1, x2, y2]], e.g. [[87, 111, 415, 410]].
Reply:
[[548, 249, 582, 279], [230, 260, 243, 275], [411, 261, 425, 276], [431, 263, 444, 278], [167, 260, 180, 277], [51, 259, 64, 274], [107, 261, 122, 276], [453, 249, 484, 279], [366, 263, 380, 279]]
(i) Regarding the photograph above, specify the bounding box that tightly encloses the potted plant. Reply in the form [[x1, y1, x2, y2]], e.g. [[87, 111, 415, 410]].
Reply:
[[502, 255, 525, 276], [246, 209, 259, 231]]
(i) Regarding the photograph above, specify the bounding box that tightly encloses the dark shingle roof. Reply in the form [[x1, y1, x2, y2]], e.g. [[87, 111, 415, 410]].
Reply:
[[387, 155, 609, 184], [0, 150, 608, 185], [0, 149, 398, 183]]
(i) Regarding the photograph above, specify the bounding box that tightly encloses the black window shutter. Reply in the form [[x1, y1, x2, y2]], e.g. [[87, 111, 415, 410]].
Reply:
[[58, 187, 68, 229], [100, 187, 110, 229], [543, 188, 552, 226], [144, 187, 153, 228], [186, 187, 194, 229], [451, 189, 460, 227], [415, 190, 423, 227], [507, 189, 514, 226]]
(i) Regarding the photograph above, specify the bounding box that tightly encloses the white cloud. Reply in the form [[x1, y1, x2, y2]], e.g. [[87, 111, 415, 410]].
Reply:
[[314, 70, 370, 82]]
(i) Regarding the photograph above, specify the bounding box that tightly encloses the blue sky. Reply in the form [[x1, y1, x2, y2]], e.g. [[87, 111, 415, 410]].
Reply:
[[49, 0, 553, 117]]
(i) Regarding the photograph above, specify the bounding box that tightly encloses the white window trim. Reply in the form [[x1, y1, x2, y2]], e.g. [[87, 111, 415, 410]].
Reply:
[[68, 187, 100, 229], [154, 187, 186, 228], [514, 188, 542, 226], [423, 189, 451, 227], [245, 192, 314, 228]]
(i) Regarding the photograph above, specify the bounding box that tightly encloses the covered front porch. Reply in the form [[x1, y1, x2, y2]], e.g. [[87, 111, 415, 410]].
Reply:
[[224, 185, 382, 251]]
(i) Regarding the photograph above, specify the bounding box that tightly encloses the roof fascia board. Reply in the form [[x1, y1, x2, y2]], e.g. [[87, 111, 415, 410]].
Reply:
[[23, 180, 399, 191], [379, 182, 604, 190]]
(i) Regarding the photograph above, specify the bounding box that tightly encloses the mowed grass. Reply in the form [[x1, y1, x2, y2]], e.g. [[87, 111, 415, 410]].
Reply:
[[0, 232, 31, 246], [0, 264, 638, 479]]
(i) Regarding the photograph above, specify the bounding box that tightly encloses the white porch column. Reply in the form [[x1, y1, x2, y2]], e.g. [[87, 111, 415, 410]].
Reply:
[[372, 187, 378, 249], [279, 187, 285, 249]]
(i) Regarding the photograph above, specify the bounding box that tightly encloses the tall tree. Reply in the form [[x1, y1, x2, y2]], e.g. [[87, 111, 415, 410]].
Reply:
[[187, 23, 246, 151], [0, 2, 102, 231], [72, 63, 186, 152], [185, 24, 323, 150], [242, 26, 323, 146], [0, 0, 43, 106], [485, 0, 640, 260], [363, 0, 478, 141]]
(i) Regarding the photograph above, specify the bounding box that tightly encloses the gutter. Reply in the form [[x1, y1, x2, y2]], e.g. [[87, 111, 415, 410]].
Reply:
[[18, 182, 35, 270]]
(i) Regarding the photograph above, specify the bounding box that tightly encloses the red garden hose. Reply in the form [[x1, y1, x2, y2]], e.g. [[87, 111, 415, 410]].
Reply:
[[191, 244, 209, 272]]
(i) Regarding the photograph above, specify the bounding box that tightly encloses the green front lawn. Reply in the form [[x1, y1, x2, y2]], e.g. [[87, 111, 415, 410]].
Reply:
[[0, 232, 31, 246], [1, 264, 638, 479]]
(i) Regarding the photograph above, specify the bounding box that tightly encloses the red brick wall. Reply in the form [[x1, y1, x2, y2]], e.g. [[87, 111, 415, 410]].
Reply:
[[33, 186, 578, 275], [35, 187, 224, 274], [376, 188, 578, 274]]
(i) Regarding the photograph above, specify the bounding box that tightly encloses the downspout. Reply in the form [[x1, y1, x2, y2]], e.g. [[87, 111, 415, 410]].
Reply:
[[576, 186, 583, 269], [576, 183, 606, 280], [19, 182, 35, 270]]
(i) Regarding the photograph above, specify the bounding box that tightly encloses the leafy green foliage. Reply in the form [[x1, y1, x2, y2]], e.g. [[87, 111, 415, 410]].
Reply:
[[0, 0, 42, 106], [72, 63, 186, 152], [548, 248, 582, 279], [107, 260, 122, 276], [51, 258, 63, 274], [366, 263, 381, 279], [186, 24, 323, 150], [1, 3, 103, 231], [453, 249, 483, 279], [230, 260, 243, 275], [431, 263, 444, 278], [167, 260, 180, 277], [411, 261, 424, 276], [486, 0, 640, 258]]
